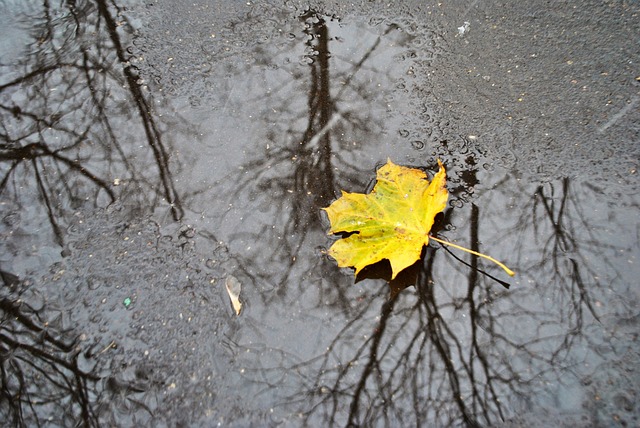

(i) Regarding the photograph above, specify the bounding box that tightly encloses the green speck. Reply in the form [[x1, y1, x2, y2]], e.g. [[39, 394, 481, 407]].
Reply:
[[123, 297, 132, 307]]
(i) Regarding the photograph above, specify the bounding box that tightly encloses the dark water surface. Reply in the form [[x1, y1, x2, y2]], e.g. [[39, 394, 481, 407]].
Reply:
[[1, 0, 638, 426]]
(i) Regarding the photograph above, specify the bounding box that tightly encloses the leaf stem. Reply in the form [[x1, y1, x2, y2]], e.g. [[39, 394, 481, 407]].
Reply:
[[428, 235, 515, 277]]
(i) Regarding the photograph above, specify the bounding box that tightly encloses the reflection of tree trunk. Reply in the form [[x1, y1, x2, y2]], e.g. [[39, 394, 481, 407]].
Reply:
[[96, 0, 183, 221], [313, 16, 335, 200], [299, 11, 336, 211], [469, 204, 479, 289], [418, 248, 480, 427], [467, 203, 506, 423], [346, 296, 397, 426]]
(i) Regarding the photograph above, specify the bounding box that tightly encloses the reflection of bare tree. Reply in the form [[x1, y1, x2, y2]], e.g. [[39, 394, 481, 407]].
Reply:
[[282, 164, 525, 426], [216, 11, 411, 310], [1, 2, 622, 425], [233, 12, 373, 218], [0, 1, 193, 423], [0, 0, 184, 253], [490, 177, 612, 364], [277, 194, 564, 425], [0, 270, 154, 426], [0, 278, 100, 426], [203, 13, 555, 422], [225, 137, 629, 425], [94, 0, 184, 222], [531, 179, 600, 325]]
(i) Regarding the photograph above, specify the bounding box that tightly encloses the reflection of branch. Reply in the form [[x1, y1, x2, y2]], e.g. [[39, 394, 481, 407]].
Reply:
[[33, 157, 64, 246], [418, 249, 483, 426], [535, 178, 573, 253], [0, 294, 100, 426], [346, 296, 397, 426], [333, 24, 396, 100], [95, 0, 183, 221], [1, 142, 115, 200], [0, 264, 155, 426], [0, 64, 84, 92], [533, 179, 599, 322], [1, 140, 117, 246]]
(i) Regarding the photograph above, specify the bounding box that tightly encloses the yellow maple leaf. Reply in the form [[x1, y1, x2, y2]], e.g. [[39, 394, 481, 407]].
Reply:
[[323, 159, 447, 279], [323, 159, 514, 279]]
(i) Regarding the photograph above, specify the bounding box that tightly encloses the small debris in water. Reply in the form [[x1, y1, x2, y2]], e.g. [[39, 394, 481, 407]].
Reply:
[[458, 21, 470, 36], [225, 275, 243, 315]]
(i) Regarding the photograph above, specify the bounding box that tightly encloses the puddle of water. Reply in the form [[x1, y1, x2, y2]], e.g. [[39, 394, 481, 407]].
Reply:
[[1, 0, 639, 426]]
